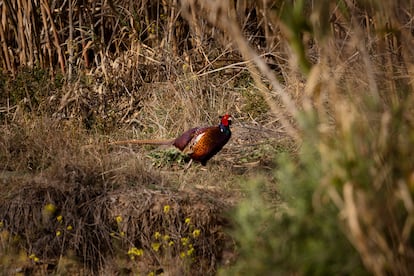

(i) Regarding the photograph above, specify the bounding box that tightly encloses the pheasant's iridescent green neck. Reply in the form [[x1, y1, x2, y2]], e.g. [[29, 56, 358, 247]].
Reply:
[[219, 124, 231, 135]]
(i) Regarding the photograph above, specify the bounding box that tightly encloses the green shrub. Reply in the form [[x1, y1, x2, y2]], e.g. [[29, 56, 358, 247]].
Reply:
[[223, 96, 414, 275]]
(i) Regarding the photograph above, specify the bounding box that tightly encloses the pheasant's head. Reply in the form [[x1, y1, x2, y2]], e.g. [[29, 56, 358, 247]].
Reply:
[[219, 114, 232, 127]]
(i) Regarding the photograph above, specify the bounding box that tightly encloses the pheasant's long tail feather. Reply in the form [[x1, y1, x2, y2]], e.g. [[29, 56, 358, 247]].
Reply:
[[109, 139, 175, 146]]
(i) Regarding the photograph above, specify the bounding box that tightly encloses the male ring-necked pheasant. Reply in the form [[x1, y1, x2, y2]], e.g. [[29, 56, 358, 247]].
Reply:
[[111, 114, 232, 165]]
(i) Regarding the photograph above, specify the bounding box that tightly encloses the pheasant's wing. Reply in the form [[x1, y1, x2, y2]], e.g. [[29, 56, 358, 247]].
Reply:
[[173, 126, 210, 151]]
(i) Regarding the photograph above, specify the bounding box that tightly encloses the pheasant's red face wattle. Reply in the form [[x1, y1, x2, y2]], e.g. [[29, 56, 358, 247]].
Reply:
[[220, 114, 232, 127]]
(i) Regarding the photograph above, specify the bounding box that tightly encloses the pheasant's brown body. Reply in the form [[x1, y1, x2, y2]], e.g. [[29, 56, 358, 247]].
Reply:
[[111, 114, 232, 166], [173, 116, 232, 165]]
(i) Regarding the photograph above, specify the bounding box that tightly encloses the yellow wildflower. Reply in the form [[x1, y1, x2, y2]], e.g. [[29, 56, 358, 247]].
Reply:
[[163, 205, 170, 213], [120, 231, 125, 237], [168, 241, 174, 247], [184, 218, 191, 225], [66, 225, 73, 231], [56, 230, 61, 237], [179, 252, 186, 259], [115, 216, 122, 223], [56, 215, 63, 223], [192, 229, 201, 238], [151, 242, 161, 252], [44, 203, 56, 214], [154, 231, 161, 240], [128, 247, 144, 257], [148, 272, 155, 276], [181, 237, 189, 246], [187, 247, 195, 256], [163, 234, 170, 241]]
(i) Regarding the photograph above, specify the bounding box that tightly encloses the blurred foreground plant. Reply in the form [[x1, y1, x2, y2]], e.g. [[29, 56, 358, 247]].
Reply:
[[223, 96, 414, 274]]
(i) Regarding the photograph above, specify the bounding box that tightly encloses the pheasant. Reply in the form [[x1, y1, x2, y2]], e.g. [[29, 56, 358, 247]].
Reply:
[[111, 114, 232, 165]]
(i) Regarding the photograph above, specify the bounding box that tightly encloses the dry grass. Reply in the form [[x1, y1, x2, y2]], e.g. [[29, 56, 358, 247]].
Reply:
[[0, 116, 242, 275]]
